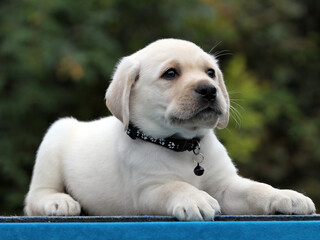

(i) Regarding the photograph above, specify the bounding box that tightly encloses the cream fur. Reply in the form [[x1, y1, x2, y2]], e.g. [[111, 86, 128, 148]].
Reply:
[[24, 39, 315, 220]]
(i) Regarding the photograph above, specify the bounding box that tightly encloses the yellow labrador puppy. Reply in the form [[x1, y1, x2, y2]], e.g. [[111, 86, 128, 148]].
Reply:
[[24, 39, 315, 220]]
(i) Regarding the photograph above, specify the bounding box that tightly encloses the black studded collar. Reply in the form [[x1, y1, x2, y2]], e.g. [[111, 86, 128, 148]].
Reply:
[[126, 123, 201, 152]]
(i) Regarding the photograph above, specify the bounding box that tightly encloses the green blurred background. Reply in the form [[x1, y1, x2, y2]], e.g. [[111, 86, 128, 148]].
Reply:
[[0, 0, 319, 215]]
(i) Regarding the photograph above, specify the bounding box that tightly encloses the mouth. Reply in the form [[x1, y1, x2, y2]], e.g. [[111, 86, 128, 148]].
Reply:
[[196, 106, 222, 116], [191, 106, 222, 122], [169, 105, 222, 125]]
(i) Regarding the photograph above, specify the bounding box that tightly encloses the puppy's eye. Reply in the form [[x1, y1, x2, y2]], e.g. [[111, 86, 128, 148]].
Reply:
[[206, 69, 215, 79], [162, 68, 179, 80]]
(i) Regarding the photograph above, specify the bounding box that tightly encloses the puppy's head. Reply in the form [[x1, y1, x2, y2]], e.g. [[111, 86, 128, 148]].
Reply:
[[106, 39, 229, 139]]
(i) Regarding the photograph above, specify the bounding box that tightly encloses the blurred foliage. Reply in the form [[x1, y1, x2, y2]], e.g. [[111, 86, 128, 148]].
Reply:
[[219, 54, 267, 162], [0, 0, 319, 215]]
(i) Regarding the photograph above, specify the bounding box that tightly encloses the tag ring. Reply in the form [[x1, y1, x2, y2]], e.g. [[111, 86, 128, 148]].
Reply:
[[193, 153, 204, 164]]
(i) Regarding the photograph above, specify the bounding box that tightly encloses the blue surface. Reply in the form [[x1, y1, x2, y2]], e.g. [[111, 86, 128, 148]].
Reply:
[[1, 221, 320, 240]]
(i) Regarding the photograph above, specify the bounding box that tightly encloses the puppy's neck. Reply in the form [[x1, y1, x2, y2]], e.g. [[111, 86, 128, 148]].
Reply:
[[126, 123, 203, 152], [129, 117, 207, 140]]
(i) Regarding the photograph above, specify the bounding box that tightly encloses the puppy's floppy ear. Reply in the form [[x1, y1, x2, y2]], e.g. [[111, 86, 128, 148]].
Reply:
[[105, 57, 140, 130], [216, 68, 230, 129]]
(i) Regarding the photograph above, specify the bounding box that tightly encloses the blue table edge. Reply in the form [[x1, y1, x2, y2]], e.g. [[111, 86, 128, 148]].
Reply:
[[1, 214, 320, 223]]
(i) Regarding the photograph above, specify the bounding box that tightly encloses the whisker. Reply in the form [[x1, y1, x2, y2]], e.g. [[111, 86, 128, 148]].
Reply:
[[223, 126, 232, 133], [231, 106, 242, 120], [213, 49, 229, 55], [213, 50, 232, 57], [230, 100, 246, 112], [230, 105, 242, 120], [230, 105, 242, 128], [215, 52, 233, 59], [230, 96, 246, 129], [208, 41, 222, 54], [230, 99, 244, 103], [228, 93, 242, 98]]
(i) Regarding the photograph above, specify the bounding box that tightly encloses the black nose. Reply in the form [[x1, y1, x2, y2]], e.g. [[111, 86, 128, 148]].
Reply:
[[194, 83, 217, 102]]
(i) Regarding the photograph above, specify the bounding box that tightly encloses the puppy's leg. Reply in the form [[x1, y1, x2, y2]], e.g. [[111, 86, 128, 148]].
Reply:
[[25, 190, 81, 216], [218, 176, 316, 215], [138, 181, 221, 221], [24, 119, 81, 216]]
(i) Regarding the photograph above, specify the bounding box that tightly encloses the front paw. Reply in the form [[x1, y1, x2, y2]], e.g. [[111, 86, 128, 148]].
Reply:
[[43, 193, 81, 216], [270, 190, 315, 215], [171, 190, 221, 221]]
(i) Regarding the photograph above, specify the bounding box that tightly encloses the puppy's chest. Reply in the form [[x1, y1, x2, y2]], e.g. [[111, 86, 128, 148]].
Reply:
[[121, 143, 205, 184]]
